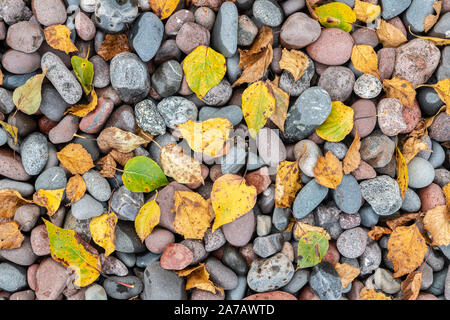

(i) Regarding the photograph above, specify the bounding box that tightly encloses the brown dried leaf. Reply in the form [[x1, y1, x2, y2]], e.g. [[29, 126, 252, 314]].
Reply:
[[97, 127, 148, 153], [395, 147, 408, 199], [160, 144, 204, 185], [267, 77, 289, 133], [109, 149, 134, 167], [313, 151, 343, 189], [382, 77, 417, 106], [66, 174, 86, 205], [279, 48, 309, 82], [97, 34, 131, 61], [386, 212, 420, 230], [376, 19, 408, 48], [424, 0, 442, 32], [175, 263, 224, 295], [57, 143, 95, 175], [0, 221, 24, 249], [360, 287, 392, 300], [401, 271, 422, 300], [368, 226, 392, 241], [343, 132, 361, 174], [334, 263, 360, 289], [44, 24, 78, 54], [402, 137, 429, 164], [0, 189, 33, 219], [97, 154, 117, 178], [423, 205, 450, 246], [275, 160, 302, 208]]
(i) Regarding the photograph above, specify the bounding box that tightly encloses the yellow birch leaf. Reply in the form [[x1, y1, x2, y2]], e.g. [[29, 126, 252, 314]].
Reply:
[[354, 0, 381, 23], [242, 80, 276, 139], [444, 183, 450, 209], [351, 45, 380, 78], [65, 90, 97, 117], [424, 0, 442, 33], [401, 271, 422, 300], [65, 174, 86, 205], [313, 151, 343, 189], [89, 212, 118, 256], [267, 77, 289, 133], [419, 78, 450, 116], [387, 223, 428, 278], [382, 77, 416, 107], [33, 188, 64, 216], [294, 222, 331, 240], [395, 147, 408, 199], [315, 101, 354, 142], [57, 143, 95, 175], [210, 174, 257, 232], [175, 263, 224, 295], [343, 132, 361, 174], [0, 121, 18, 146], [274, 160, 302, 208], [402, 137, 429, 164], [173, 191, 212, 240], [334, 263, 360, 289], [0, 221, 24, 250], [160, 143, 204, 184], [368, 226, 392, 241], [423, 205, 450, 246], [0, 189, 33, 219], [44, 24, 78, 54], [314, 2, 356, 33], [279, 48, 309, 82], [134, 199, 160, 242], [176, 118, 233, 158], [408, 25, 450, 46], [360, 287, 392, 300], [376, 19, 408, 48], [148, 0, 179, 19]]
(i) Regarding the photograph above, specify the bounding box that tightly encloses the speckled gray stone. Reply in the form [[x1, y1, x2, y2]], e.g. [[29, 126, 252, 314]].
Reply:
[[332, 175, 362, 214], [0, 262, 27, 292], [428, 140, 445, 168], [94, 0, 138, 33], [201, 79, 233, 106], [407, 157, 435, 189], [135, 99, 166, 135], [354, 74, 382, 99], [247, 253, 294, 292], [253, 0, 284, 27], [212, 1, 238, 57], [337, 227, 367, 259], [111, 185, 144, 221], [20, 132, 48, 176], [253, 233, 284, 258], [360, 175, 403, 216], [309, 262, 342, 300], [0, 88, 15, 114], [157, 96, 198, 129], [82, 170, 111, 202]]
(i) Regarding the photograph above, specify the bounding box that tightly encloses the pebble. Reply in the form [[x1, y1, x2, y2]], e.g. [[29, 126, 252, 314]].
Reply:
[[2, 50, 41, 74], [332, 174, 362, 214], [0, 88, 15, 114], [401, 99, 422, 134], [244, 291, 297, 300], [360, 131, 395, 168], [418, 87, 445, 117], [428, 268, 447, 296], [0, 0, 33, 25], [378, 47, 396, 81], [293, 180, 329, 219], [205, 257, 239, 290], [199, 105, 243, 126], [247, 253, 294, 292], [160, 243, 193, 271], [404, 0, 439, 33], [79, 97, 114, 134], [134, 99, 166, 135], [35, 257, 69, 300], [418, 183, 445, 212], [63, 210, 92, 242], [0, 148, 31, 181], [94, 0, 138, 33], [20, 132, 48, 176], [280, 12, 321, 49], [318, 66, 355, 102], [143, 262, 186, 300], [85, 284, 107, 300], [222, 210, 255, 247], [40, 84, 70, 122], [176, 22, 210, 55], [377, 98, 407, 136], [309, 262, 342, 300], [127, 12, 164, 62], [104, 276, 143, 300], [135, 252, 160, 269], [352, 27, 379, 47], [324, 142, 348, 160], [407, 157, 435, 189], [151, 60, 183, 98], [252, 0, 284, 27], [437, 46, 450, 81], [359, 205, 380, 228], [144, 228, 175, 254], [9, 290, 35, 300], [110, 185, 144, 221], [110, 52, 150, 104], [35, 166, 67, 190], [222, 246, 248, 275], [0, 262, 27, 292], [360, 175, 403, 216], [354, 74, 382, 99], [350, 99, 378, 138], [279, 56, 315, 97], [204, 228, 227, 252], [114, 221, 146, 253], [212, 1, 238, 57], [272, 207, 291, 231], [381, 0, 411, 19], [374, 268, 401, 294], [106, 105, 136, 133], [29, 225, 50, 256], [201, 79, 233, 106], [116, 252, 136, 268], [253, 233, 284, 258], [421, 263, 434, 290], [6, 21, 43, 53], [306, 28, 354, 66], [32, 0, 67, 26], [255, 128, 286, 168], [337, 227, 368, 259], [429, 113, 450, 142], [226, 275, 247, 300], [71, 194, 104, 220], [155, 182, 191, 232], [245, 167, 271, 195], [48, 114, 79, 144], [157, 96, 198, 129], [165, 10, 195, 36], [237, 15, 258, 46], [74, 11, 96, 41], [401, 188, 422, 212], [181, 239, 208, 265], [257, 185, 275, 214], [13, 204, 40, 232], [82, 170, 111, 202]]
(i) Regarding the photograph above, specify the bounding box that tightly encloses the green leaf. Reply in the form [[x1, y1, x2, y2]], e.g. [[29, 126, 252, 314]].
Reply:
[[71, 54, 94, 95], [297, 231, 329, 269], [12, 68, 47, 115], [315, 101, 354, 142], [122, 156, 168, 193], [183, 46, 227, 99], [314, 2, 356, 33]]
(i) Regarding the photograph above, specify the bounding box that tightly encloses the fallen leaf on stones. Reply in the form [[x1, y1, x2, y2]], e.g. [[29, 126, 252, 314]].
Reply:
[[97, 154, 117, 178], [423, 205, 449, 246], [97, 33, 131, 61], [368, 226, 392, 241], [275, 160, 302, 208], [409, 105, 446, 138], [444, 183, 450, 209], [0, 221, 24, 250], [0, 120, 18, 146], [386, 212, 420, 230], [210, 174, 257, 232], [401, 271, 422, 300], [408, 26, 450, 46], [351, 45, 380, 78], [183, 45, 227, 99], [334, 262, 360, 289], [66, 174, 86, 205], [44, 24, 78, 54], [0, 189, 33, 219], [343, 132, 361, 174], [57, 143, 95, 175], [242, 81, 275, 139], [13, 68, 47, 115], [0, 69, 3, 86], [71, 52, 94, 95], [176, 118, 233, 157], [316, 101, 354, 142], [149, 0, 179, 19], [44, 219, 101, 287], [173, 191, 212, 240], [267, 77, 289, 132], [314, 2, 356, 33], [376, 19, 408, 48], [97, 127, 148, 153], [65, 89, 97, 117], [297, 231, 329, 269], [89, 212, 118, 256], [281, 218, 296, 233], [424, 0, 442, 33], [232, 26, 273, 87], [401, 137, 429, 164], [33, 188, 64, 216], [279, 48, 309, 82], [419, 78, 450, 116], [387, 223, 428, 277], [395, 147, 408, 199], [353, 0, 381, 23], [175, 263, 224, 295], [305, 0, 320, 20], [109, 149, 134, 167], [294, 222, 331, 240], [360, 287, 392, 300], [382, 77, 416, 107], [122, 156, 168, 193], [313, 151, 343, 189], [161, 144, 204, 184], [135, 199, 160, 242]]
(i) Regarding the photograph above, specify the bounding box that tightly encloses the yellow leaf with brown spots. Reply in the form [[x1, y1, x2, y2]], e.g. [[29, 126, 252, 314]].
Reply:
[[66, 174, 86, 205], [444, 183, 450, 209], [134, 199, 160, 242], [279, 48, 309, 82], [351, 45, 380, 78], [175, 263, 224, 295], [423, 205, 450, 246], [401, 271, 422, 300], [376, 19, 408, 48], [395, 147, 408, 199], [386, 212, 420, 230], [294, 222, 330, 240], [148, 0, 179, 19], [382, 77, 416, 107], [275, 160, 302, 208], [360, 287, 392, 300], [0, 221, 24, 249], [89, 212, 118, 256], [354, 0, 381, 23], [313, 151, 343, 189], [424, 0, 442, 32], [343, 132, 361, 174], [401, 137, 429, 164], [267, 77, 289, 133], [0, 121, 18, 146], [33, 188, 64, 216], [65, 90, 97, 118], [57, 143, 95, 175], [334, 263, 360, 289], [0, 189, 33, 219], [44, 24, 78, 54], [161, 144, 204, 185]]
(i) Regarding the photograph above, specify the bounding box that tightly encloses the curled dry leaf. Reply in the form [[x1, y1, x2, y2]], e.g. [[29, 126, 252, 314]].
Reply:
[[176, 118, 233, 158], [66, 174, 86, 205], [57, 143, 95, 175], [408, 25, 450, 46], [401, 271, 422, 300], [33, 188, 64, 216], [387, 223, 428, 278], [315, 101, 354, 142], [89, 212, 118, 257], [395, 147, 408, 199], [419, 78, 450, 116], [333, 263, 360, 289], [97, 34, 131, 61], [210, 174, 257, 232], [382, 77, 416, 107], [353, 0, 381, 23], [351, 45, 380, 78], [343, 132, 361, 174], [267, 77, 289, 132], [386, 212, 420, 230], [401, 137, 429, 164], [0, 120, 18, 146], [0, 221, 24, 250], [13, 68, 47, 115], [65, 89, 98, 117], [135, 199, 160, 242], [314, 2, 356, 33], [175, 263, 224, 295], [149, 0, 179, 19], [173, 191, 212, 240], [368, 226, 392, 241], [376, 19, 408, 48], [160, 143, 204, 184], [409, 105, 446, 138], [297, 231, 329, 269], [294, 222, 331, 240], [97, 127, 148, 153], [360, 287, 392, 300], [109, 149, 134, 167], [279, 48, 309, 82], [97, 154, 117, 178], [0, 189, 33, 219], [313, 151, 343, 189], [274, 160, 302, 208], [44, 24, 78, 54], [424, 0, 442, 33], [423, 205, 449, 246]]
